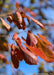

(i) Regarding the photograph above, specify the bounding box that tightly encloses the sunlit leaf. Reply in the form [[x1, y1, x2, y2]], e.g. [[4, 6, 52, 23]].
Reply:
[[35, 36, 54, 62], [27, 16, 44, 28], [23, 43, 48, 62], [38, 34, 52, 46]]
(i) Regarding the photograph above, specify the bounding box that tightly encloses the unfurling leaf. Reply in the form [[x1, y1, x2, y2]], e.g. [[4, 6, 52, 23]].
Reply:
[[0, 54, 9, 64], [0, 17, 11, 31]]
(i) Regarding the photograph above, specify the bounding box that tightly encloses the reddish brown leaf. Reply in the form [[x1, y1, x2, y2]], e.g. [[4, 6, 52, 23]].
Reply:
[[13, 33, 38, 65], [11, 44, 19, 68], [11, 44, 23, 61], [16, 11, 22, 24], [23, 43, 48, 62], [20, 11, 26, 18], [26, 31, 37, 47], [10, 12, 23, 29], [0, 17, 11, 31], [11, 53, 19, 68], [17, 44, 38, 65], [27, 16, 44, 28], [38, 34, 52, 46], [24, 7, 36, 17], [7, 16, 12, 23], [22, 17, 26, 30], [35, 35, 54, 62]]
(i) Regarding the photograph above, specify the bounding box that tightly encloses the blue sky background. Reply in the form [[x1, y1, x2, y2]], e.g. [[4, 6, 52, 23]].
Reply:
[[7, 0, 54, 75]]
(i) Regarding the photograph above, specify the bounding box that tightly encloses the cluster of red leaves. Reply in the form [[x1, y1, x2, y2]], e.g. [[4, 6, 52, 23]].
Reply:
[[11, 32, 54, 68], [0, 2, 54, 69], [0, 2, 44, 31]]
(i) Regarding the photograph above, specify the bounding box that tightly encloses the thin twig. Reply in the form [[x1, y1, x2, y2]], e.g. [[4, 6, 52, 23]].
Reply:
[[0, 35, 10, 37], [0, 10, 16, 17]]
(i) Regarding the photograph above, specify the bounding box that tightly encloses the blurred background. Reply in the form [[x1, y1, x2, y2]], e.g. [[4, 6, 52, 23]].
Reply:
[[0, 0, 54, 75]]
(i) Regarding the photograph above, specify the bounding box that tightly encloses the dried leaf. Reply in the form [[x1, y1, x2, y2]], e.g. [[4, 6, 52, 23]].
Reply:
[[0, 17, 11, 31]]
